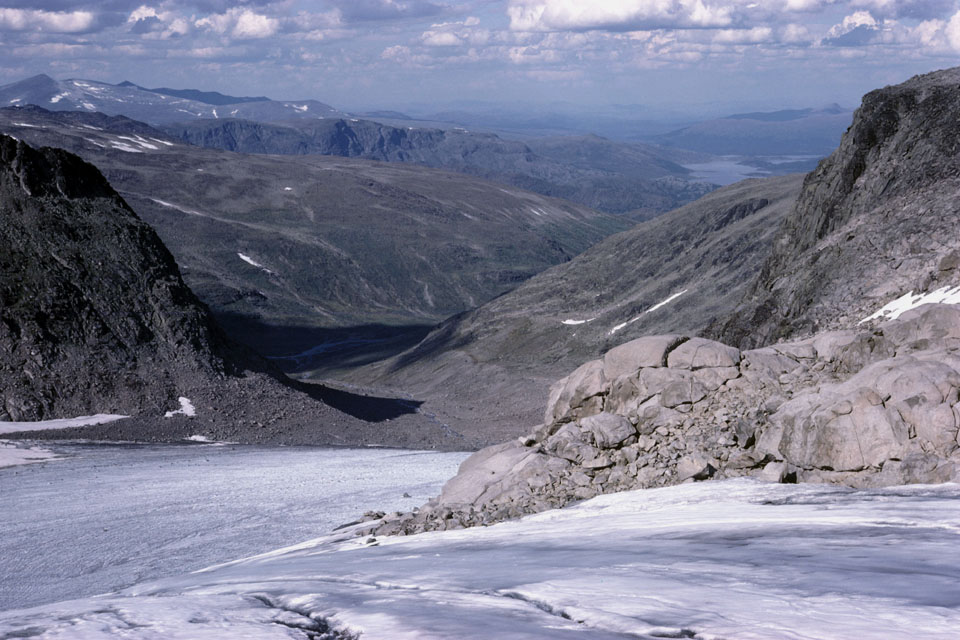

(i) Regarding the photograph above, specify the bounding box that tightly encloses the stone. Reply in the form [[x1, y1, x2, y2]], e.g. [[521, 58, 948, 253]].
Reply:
[[667, 337, 741, 369], [438, 441, 536, 505], [764, 387, 910, 471], [755, 461, 790, 483], [602, 335, 687, 379], [676, 454, 717, 481], [581, 412, 636, 449], [660, 378, 709, 408], [544, 359, 607, 424]]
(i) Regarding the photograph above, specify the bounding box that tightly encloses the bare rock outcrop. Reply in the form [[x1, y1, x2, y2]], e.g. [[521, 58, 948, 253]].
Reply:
[[368, 304, 960, 535], [714, 67, 960, 348]]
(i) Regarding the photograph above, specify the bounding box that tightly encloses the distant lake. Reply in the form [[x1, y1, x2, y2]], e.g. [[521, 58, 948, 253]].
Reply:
[[0, 442, 468, 611], [684, 155, 822, 185]]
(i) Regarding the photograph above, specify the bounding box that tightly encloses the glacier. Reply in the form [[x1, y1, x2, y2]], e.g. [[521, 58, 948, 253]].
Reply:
[[0, 478, 957, 639]]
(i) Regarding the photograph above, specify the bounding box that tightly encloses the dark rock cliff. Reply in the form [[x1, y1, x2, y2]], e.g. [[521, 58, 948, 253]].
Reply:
[[713, 67, 960, 348], [0, 134, 227, 420]]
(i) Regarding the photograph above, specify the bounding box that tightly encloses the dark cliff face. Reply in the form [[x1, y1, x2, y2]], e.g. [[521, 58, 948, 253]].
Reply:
[[712, 67, 960, 348], [0, 134, 226, 420]]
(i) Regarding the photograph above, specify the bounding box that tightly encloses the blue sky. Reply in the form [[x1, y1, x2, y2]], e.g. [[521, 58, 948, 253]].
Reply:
[[2, 1, 960, 115]]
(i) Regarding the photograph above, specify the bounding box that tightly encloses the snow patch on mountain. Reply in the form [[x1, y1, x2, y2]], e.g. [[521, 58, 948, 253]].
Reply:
[[237, 252, 274, 274], [860, 285, 960, 324], [611, 289, 688, 334], [0, 414, 128, 435], [164, 397, 196, 418]]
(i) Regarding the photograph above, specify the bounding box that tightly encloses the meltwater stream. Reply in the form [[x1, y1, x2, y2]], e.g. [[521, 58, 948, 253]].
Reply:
[[0, 442, 468, 611]]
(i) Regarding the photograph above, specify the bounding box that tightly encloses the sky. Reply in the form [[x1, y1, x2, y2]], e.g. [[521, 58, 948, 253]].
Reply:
[[2, 1, 960, 115]]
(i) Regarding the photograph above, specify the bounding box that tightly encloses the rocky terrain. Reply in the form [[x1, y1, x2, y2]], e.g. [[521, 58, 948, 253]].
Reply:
[[349, 174, 803, 441], [0, 106, 628, 369], [166, 118, 714, 218], [367, 303, 960, 534], [358, 67, 960, 532], [713, 67, 960, 348], [0, 134, 457, 448]]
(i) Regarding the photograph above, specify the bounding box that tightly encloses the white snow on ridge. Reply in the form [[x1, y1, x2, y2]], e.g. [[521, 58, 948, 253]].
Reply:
[[164, 397, 196, 419], [109, 141, 144, 153], [237, 253, 275, 274], [0, 443, 60, 469], [610, 289, 688, 334], [48, 93, 68, 104], [561, 318, 595, 325], [115, 135, 158, 150], [150, 137, 174, 146], [1, 479, 957, 639], [12, 122, 39, 128], [149, 198, 206, 217], [0, 414, 128, 435], [859, 285, 960, 324]]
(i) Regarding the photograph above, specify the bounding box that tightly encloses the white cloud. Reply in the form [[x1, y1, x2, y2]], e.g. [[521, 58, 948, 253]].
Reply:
[[713, 26, 775, 43], [234, 11, 279, 39], [507, 0, 744, 32], [422, 31, 462, 46], [0, 8, 95, 33], [196, 8, 278, 39], [945, 11, 960, 50], [781, 23, 812, 43], [827, 10, 878, 36]]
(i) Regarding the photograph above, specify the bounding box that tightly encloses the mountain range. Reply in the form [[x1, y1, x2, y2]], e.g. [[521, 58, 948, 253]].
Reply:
[[652, 104, 853, 156], [0, 74, 343, 124], [165, 118, 714, 217]]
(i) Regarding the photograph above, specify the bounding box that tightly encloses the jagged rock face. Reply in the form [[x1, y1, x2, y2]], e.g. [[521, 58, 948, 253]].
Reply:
[[370, 304, 960, 535], [0, 135, 227, 420], [714, 67, 960, 348]]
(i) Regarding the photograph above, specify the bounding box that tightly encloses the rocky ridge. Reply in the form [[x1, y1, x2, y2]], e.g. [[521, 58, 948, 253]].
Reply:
[[367, 303, 960, 535], [714, 66, 960, 348]]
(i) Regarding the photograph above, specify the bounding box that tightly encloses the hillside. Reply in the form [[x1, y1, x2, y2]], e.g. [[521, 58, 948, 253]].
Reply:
[[0, 135, 452, 447], [166, 118, 714, 217], [0, 106, 628, 367], [712, 67, 960, 347], [347, 174, 804, 441]]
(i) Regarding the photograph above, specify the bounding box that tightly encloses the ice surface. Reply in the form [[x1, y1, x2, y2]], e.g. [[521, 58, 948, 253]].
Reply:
[[163, 397, 196, 418], [611, 289, 688, 334], [0, 444, 468, 611], [859, 286, 960, 324], [1, 479, 957, 638], [0, 414, 127, 435]]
